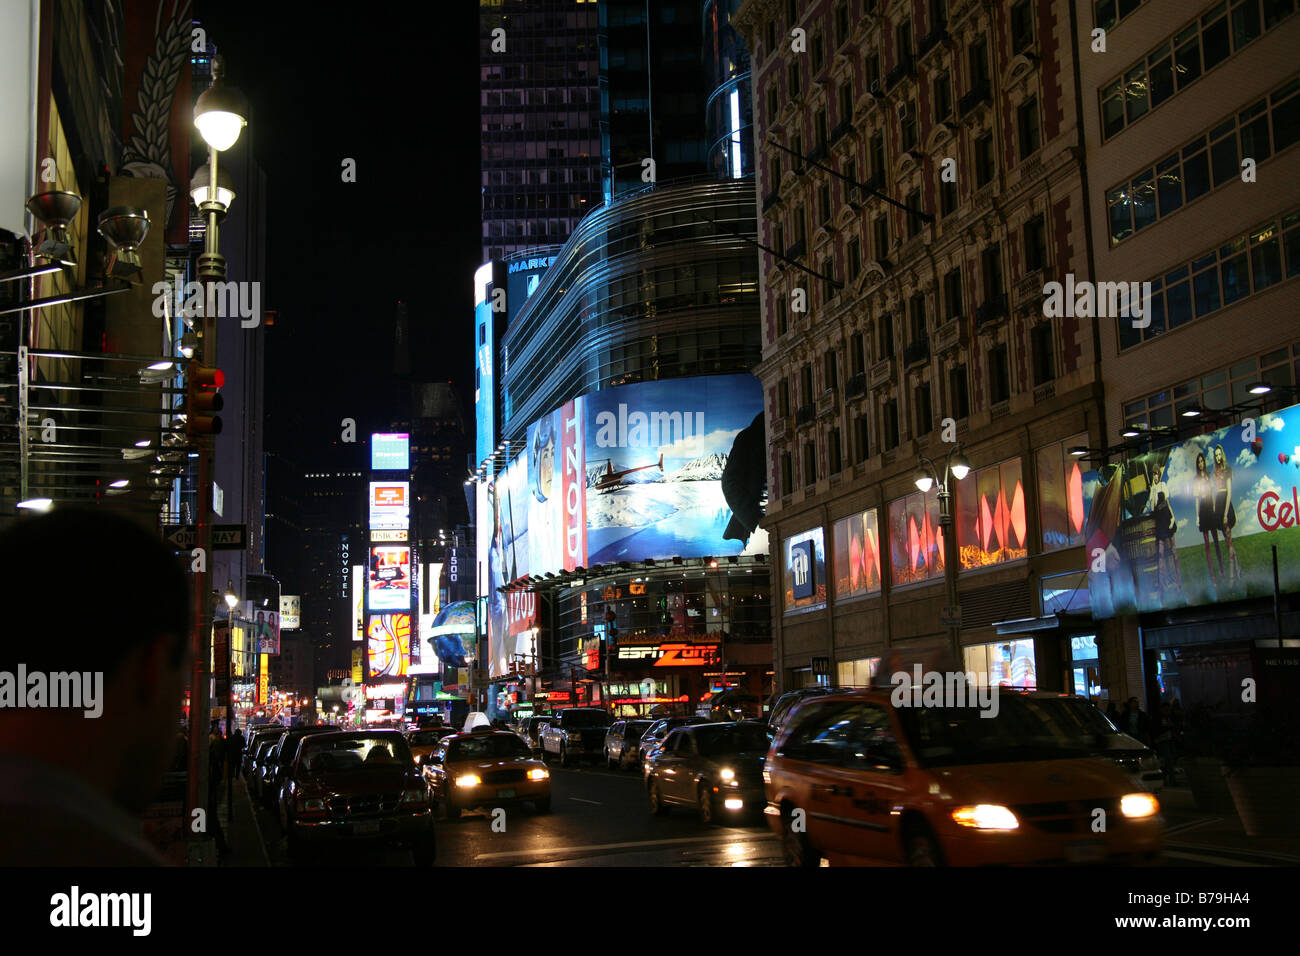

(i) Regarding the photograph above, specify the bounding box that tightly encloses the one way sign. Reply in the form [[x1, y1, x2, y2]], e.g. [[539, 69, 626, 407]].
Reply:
[[163, 524, 247, 551]]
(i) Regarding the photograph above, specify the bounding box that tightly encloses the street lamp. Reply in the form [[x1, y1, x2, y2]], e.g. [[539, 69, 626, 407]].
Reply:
[[914, 445, 972, 665]]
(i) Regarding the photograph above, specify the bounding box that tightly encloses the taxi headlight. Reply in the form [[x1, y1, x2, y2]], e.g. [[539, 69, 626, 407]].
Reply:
[[455, 774, 482, 788], [528, 768, 549, 781], [1121, 793, 1159, 819], [719, 768, 735, 781], [951, 804, 1020, 830]]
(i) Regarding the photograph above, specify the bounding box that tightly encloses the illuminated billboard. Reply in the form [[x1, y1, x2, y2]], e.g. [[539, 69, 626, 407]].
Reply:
[[369, 481, 409, 530], [371, 432, 410, 471], [475, 262, 496, 468], [244, 601, 280, 655], [367, 613, 411, 679], [1087, 402, 1300, 618], [484, 374, 766, 677], [352, 565, 364, 640], [368, 545, 411, 611]]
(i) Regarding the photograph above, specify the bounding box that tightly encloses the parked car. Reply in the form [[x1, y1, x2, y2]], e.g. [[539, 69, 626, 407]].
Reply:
[[243, 727, 287, 779], [763, 689, 1163, 867], [540, 708, 612, 766], [639, 716, 709, 779], [645, 722, 774, 824], [248, 737, 282, 800], [262, 726, 340, 809], [423, 729, 551, 819], [281, 730, 435, 865], [517, 716, 554, 753], [604, 719, 655, 770]]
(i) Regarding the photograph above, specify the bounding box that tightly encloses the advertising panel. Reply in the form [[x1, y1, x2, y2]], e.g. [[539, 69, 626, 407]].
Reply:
[[783, 528, 826, 612], [371, 432, 410, 471], [279, 595, 300, 630], [1087, 402, 1300, 618], [245, 602, 280, 655], [368, 545, 411, 611], [369, 481, 409, 530], [483, 374, 767, 678], [351, 646, 364, 684], [368, 613, 411, 679], [352, 565, 364, 640], [833, 508, 882, 600]]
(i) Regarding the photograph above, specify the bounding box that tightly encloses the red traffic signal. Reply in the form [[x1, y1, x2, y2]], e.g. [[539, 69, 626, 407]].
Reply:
[[185, 362, 224, 437]]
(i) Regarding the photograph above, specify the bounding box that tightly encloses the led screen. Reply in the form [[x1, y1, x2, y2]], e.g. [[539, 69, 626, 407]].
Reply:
[[371, 433, 410, 471], [368, 545, 411, 612], [369, 482, 409, 530], [367, 613, 411, 679]]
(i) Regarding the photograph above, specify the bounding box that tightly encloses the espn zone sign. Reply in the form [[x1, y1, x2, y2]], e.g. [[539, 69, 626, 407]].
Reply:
[[618, 643, 721, 667]]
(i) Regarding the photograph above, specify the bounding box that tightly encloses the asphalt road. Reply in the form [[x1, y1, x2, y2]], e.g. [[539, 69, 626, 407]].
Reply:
[[251, 759, 783, 867]]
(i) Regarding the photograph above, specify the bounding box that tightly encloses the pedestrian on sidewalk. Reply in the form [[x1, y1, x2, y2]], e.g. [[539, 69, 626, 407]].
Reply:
[[228, 728, 246, 779], [0, 508, 192, 865]]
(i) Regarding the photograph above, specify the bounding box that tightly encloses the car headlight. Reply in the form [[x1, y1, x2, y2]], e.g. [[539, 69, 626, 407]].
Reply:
[[528, 768, 549, 781], [719, 768, 735, 781], [401, 788, 429, 805], [455, 774, 482, 788], [951, 804, 1020, 830], [299, 797, 325, 812], [1121, 793, 1160, 819]]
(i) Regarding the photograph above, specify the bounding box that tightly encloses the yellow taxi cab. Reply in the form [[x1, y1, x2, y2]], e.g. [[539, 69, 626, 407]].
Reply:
[[405, 727, 457, 766], [763, 686, 1163, 866], [422, 728, 551, 819]]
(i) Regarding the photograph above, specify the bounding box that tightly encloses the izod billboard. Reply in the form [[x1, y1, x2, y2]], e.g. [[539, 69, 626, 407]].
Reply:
[[1087, 401, 1300, 617]]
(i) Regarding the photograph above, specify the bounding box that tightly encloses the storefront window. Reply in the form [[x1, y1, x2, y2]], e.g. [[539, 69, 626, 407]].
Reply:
[[1070, 634, 1102, 700], [888, 488, 945, 587], [963, 639, 1038, 689], [1037, 434, 1088, 552], [836, 657, 881, 687], [954, 457, 1029, 570], [1041, 570, 1091, 615], [784, 527, 827, 612], [833, 509, 883, 600]]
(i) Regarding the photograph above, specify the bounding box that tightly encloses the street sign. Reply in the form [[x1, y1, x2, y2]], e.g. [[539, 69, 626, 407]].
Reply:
[[163, 523, 247, 551], [940, 605, 963, 627]]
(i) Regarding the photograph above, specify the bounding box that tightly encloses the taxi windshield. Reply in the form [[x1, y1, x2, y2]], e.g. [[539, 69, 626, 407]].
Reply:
[[693, 723, 774, 756], [300, 736, 411, 772], [447, 735, 532, 761], [898, 695, 1095, 767]]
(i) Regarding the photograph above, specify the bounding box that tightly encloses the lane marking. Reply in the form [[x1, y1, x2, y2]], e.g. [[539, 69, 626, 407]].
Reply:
[[569, 797, 602, 805], [475, 832, 776, 861], [1162, 850, 1259, 867]]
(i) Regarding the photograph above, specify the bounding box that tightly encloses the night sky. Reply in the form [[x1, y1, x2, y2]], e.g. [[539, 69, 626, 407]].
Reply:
[[195, 1, 482, 464]]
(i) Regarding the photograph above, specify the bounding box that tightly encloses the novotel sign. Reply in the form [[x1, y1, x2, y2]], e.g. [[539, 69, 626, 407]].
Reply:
[[617, 643, 722, 666]]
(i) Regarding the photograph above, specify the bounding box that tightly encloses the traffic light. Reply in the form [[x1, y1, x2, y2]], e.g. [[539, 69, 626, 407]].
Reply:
[[185, 361, 224, 437]]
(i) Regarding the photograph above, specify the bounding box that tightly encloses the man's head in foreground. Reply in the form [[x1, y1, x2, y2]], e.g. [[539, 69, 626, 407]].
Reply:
[[0, 507, 191, 813]]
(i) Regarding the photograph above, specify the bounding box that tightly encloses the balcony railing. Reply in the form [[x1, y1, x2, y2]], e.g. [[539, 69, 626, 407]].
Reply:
[[868, 358, 893, 389], [959, 81, 991, 117], [807, 140, 829, 163], [762, 189, 781, 212], [918, 24, 948, 58], [816, 387, 837, 418], [975, 293, 1008, 328], [784, 238, 807, 261], [903, 337, 930, 367], [884, 54, 914, 90], [795, 403, 815, 427], [830, 118, 854, 143], [845, 372, 867, 398]]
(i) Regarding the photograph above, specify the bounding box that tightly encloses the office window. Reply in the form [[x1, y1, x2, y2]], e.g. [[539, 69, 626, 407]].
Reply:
[[1024, 215, 1047, 272], [969, 35, 989, 87], [1010, 0, 1035, 54], [883, 400, 900, 450], [896, 19, 913, 63], [767, 85, 779, 124], [909, 292, 927, 341], [975, 132, 994, 187], [879, 313, 895, 358], [988, 344, 1010, 403], [776, 296, 788, 336], [850, 331, 866, 376], [854, 414, 871, 463], [870, 132, 886, 180], [906, 188, 923, 237], [766, 19, 778, 55], [901, 99, 918, 150], [982, 242, 1004, 299], [789, 61, 802, 98], [934, 71, 953, 122], [1031, 323, 1055, 386], [829, 428, 843, 474], [801, 364, 815, 405], [770, 156, 782, 190], [819, 182, 833, 224], [1018, 96, 1040, 158], [872, 214, 890, 261], [824, 350, 839, 390], [839, 81, 854, 125], [949, 364, 970, 419], [943, 267, 963, 319], [813, 32, 825, 72], [821, 257, 836, 303], [836, 3, 851, 46], [848, 237, 862, 281], [781, 452, 793, 495], [778, 378, 790, 417], [940, 175, 957, 218], [816, 108, 829, 147], [914, 382, 933, 435], [803, 441, 818, 485], [794, 205, 807, 245]]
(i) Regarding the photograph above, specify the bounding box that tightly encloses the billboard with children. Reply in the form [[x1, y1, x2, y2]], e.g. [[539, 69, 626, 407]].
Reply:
[[1086, 403, 1300, 617]]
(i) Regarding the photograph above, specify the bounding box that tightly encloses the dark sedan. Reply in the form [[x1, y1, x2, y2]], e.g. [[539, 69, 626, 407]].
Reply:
[[645, 722, 773, 824], [262, 726, 340, 808], [639, 716, 709, 779], [281, 731, 435, 865], [604, 719, 654, 770]]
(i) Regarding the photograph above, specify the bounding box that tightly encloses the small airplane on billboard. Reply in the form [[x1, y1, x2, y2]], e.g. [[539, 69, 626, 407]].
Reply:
[[594, 453, 663, 491]]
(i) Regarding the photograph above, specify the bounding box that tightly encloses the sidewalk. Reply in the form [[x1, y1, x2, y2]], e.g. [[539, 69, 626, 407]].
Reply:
[[1160, 786, 1300, 864], [217, 775, 270, 867]]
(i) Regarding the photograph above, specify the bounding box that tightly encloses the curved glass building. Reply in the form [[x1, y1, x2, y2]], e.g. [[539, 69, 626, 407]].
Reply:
[[500, 176, 761, 442], [704, 0, 754, 181]]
